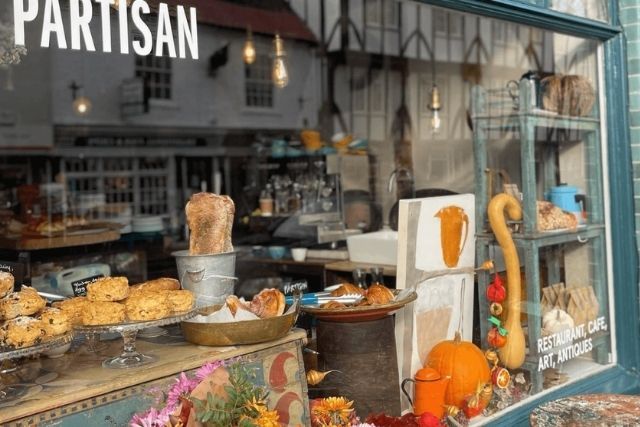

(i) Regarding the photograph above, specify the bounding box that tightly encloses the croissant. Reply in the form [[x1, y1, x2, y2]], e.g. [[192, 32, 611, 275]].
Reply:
[[250, 288, 286, 318], [330, 283, 365, 297], [365, 284, 394, 305]]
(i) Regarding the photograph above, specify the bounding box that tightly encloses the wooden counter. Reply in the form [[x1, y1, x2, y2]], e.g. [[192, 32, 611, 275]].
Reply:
[[0, 328, 309, 426]]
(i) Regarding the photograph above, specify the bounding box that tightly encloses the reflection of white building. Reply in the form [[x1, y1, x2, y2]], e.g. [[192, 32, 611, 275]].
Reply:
[[0, 0, 319, 220]]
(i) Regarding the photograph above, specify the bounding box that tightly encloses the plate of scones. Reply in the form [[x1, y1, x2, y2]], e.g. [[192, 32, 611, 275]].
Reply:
[[63, 276, 197, 331], [0, 272, 74, 359]]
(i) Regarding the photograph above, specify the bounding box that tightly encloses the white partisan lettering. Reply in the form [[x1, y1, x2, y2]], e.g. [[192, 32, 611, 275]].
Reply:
[[13, 0, 199, 59]]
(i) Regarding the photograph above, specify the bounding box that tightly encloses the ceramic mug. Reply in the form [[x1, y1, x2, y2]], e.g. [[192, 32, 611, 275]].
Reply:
[[291, 248, 307, 262]]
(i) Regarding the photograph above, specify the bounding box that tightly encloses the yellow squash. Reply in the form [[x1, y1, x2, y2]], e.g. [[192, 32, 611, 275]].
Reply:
[[487, 193, 525, 369]]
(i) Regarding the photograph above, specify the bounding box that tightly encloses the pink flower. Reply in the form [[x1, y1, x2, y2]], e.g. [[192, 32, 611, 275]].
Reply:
[[129, 407, 169, 427], [166, 372, 198, 410], [195, 359, 226, 381]]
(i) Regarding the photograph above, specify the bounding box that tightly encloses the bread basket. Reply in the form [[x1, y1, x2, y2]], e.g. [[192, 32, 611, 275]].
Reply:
[[180, 298, 300, 346]]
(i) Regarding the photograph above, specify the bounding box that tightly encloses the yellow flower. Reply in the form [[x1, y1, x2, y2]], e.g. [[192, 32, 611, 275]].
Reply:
[[312, 396, 354, 425], [255, 407, 280, 427]]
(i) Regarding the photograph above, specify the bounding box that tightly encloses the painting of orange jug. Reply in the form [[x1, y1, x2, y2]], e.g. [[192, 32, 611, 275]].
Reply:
[[435, 206, 469, 268]]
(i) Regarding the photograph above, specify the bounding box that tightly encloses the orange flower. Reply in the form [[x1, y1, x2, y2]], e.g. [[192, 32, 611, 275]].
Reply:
[[311, 396, 354, 426]]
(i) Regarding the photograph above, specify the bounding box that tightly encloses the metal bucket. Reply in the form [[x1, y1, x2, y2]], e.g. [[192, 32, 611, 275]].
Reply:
[[172, 250, 237, 307]]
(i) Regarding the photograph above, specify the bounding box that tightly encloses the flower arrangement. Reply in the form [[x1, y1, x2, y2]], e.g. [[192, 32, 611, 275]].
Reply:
[[130, 360, 279, 427]]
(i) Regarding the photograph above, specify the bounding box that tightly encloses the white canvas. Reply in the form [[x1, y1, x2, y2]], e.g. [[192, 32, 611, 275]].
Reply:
[[394, 194, 476, 412]]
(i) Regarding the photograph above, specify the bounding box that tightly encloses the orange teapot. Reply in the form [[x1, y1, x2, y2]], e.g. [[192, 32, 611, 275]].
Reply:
[[401, 367, 450, 418]]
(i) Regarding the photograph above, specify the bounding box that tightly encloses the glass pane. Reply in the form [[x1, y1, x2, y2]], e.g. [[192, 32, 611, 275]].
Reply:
[[0, 0, 616, 423], [550, 0, 610, 23]]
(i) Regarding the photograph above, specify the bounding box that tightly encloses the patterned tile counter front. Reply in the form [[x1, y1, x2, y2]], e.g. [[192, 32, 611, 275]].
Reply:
[[0, 328, 309, 426]]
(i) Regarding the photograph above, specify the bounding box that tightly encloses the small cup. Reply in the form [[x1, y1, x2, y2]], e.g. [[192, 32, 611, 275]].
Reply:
[[291, 248, 308, 262]]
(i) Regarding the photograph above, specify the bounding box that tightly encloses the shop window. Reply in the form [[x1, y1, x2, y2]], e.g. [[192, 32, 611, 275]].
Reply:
[[365, 0, 399, 29], [245, 54, 274, 109], [135, 55, 172, 100], [551, 0, 609, 23]]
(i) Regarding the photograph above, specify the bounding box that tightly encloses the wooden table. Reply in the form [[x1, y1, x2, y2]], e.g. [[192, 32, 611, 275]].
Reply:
[[0, 329, 309, 426], [530, 394, 640, 426]]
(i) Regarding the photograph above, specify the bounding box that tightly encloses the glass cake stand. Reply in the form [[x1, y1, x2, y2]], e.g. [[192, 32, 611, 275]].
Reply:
[[0, 332, 74, 401], [74, 309, 197, 369]]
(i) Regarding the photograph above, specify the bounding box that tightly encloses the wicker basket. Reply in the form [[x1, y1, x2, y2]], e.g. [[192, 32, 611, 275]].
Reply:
[[541, 74, 595, 117]]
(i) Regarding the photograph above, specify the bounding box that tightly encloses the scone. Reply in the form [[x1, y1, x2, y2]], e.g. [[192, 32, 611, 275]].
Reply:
[[5, 316, 46, 348], [52, 297, 89, 326], [86, 277, 129, 302], [0, 272, 14, 299], [125, 291, 171, 321], [38, 308, 71, 336], [82, 302, 126, 326], [164, 290, 194, 313], [0, 287, 47, 320], [131, 278, 180, 292]]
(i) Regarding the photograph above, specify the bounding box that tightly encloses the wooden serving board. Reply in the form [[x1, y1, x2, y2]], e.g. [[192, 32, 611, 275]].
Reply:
[[0, 229, 121, 250]]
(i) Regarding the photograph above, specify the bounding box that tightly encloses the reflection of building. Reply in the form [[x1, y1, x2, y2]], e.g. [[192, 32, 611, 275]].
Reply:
[[0, 0, 319, 222], [289, 0, 594, 215]]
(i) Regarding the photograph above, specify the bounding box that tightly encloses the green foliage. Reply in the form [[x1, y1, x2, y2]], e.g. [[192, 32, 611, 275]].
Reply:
[[191, 363, 269, 427]]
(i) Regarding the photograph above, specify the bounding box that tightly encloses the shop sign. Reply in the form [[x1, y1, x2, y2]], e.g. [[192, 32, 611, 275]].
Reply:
[[536, 316, 609, 371], [13, 0, 199, 59]]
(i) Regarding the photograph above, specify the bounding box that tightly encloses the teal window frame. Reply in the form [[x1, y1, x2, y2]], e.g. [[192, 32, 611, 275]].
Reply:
[[416, 1, 639, 425]]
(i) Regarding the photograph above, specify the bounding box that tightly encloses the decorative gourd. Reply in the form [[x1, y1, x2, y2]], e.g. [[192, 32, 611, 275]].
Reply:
[[427, 332, 491, 408], [488, 193, 526, 370], [542, 309, 574, 335]]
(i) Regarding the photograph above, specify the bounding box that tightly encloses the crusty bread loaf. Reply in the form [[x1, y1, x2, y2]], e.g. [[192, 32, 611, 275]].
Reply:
[[186, 193, 235, 255]]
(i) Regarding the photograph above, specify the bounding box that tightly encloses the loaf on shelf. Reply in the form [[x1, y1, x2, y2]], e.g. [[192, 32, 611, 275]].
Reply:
[[185, 192, 235, 255]]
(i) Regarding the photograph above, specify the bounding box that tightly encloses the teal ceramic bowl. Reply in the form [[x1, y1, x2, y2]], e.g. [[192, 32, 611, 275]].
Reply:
[[268, 246, 286, 259]]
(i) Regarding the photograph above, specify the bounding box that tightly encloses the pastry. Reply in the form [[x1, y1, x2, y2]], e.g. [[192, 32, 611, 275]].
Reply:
[[131, 278, 180, 292], [0, 287, 46, 320], [0, 271, 14, 299], [38, 308, 71, 336], [364, 284, 395, 305], [249, 288, 285, 318], [124, 291, 171, 321], [330, 283, 365, 297], [86, 276, 129, 302], [321, 301, 347, 309], [226, 295, 252, 316], [5, 316, 46, 348], [164, 290, 194, 313], [185, 192, 235, 255], [537, 201, 578, 231], [53, 297, 89, 326], [82, 302, 126, 326]]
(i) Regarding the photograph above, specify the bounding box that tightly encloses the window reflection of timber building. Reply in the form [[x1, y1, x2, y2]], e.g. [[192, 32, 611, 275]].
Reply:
[[0, 0, 318, 226], [0, 0, 596, 228], [294, 0, 593, 220]]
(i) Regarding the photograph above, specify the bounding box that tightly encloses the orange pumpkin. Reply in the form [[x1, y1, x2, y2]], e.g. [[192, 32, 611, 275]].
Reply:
[[426, 332, 491, 408]]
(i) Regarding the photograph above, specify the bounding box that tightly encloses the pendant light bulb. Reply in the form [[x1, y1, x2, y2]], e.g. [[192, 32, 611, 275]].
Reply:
[[111, 0, 132, 9], [429, 83, 442, 133], [272, 34, 289, 88], [243, 28, 256, 65], [73, 96, 92, 116]]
